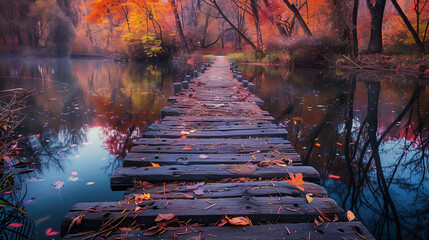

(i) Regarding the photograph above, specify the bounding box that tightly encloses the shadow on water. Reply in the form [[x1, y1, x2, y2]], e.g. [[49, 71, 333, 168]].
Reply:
[[0, 57, 198, 239], [239, 64, 429, 240]]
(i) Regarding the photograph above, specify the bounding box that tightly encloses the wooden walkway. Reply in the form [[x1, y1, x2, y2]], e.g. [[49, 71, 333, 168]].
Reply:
[[61, 57, 374, 239]]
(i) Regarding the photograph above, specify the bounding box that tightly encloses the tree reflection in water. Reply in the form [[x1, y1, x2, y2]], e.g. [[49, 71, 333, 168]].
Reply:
[[240, 65, 429, 240]]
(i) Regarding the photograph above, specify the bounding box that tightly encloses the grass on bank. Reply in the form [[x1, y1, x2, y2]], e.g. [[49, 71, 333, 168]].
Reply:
[[226, 51, 289, 65], [203, 54, 216, 61]]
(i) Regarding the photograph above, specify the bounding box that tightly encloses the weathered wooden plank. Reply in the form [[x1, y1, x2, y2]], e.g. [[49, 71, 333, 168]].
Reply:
[[133, 138, 289, 146], [63, 222, 375, 240], [159, 120, 273, 127], [124, 153, 301, 167], [130, 144, 294, 154], [123, 181, 327, 199], [148, 123, 279, 131], [111, 165, 319, 190], [61, 197, 345, 236], [162, 116, 275, 122], [142, 128, 287, 139]]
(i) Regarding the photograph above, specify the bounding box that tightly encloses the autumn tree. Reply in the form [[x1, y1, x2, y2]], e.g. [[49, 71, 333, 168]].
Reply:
[[390, 0, 425, 52]]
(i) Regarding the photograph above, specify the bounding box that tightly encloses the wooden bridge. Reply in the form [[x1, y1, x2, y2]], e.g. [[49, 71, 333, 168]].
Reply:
[[61, 56, 374, 239]]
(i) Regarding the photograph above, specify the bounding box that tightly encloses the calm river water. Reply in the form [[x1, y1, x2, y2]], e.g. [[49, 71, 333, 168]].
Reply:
[[0, 57, 428, 239]]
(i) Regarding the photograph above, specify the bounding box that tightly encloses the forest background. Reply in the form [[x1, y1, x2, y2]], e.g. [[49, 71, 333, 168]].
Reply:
[[0, 0, 428, 70]]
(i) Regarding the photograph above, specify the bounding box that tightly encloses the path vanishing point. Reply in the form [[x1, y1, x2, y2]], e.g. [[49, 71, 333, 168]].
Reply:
[[61, 56, 375, 240]]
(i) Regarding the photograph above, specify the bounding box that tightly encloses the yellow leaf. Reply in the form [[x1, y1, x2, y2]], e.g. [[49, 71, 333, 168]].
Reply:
[[151, 162, 160, 167], [68, 176, 79, 182], [180, 130, 190, 135], [189, 130, 197, 133], [2, 125, 7, 131], [306, 194, 313, 204], [347, 210, 355, 221]]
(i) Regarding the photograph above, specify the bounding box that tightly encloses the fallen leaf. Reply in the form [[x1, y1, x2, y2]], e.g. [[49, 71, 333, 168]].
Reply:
[[35, 215, 50, 225], [71, 172, 78, 176], [134, 193, 151, 204], [286, 172, 305, 191], [186, 182, 205, 190], [45, 228, 59, 236], [67, 214, 85, 234], [151, 162, 160, 167], [184, 194, 194, 199], [86, 182, 95, 185], [347, 210, 355, 221], [199, 154, 209, 159], [193, 189, 204, 196], [52, 180, 64, 190], [23, 197, 36, 205], [68, 176, 79, 182], [315, 143, 321, 147], [144, 226, 163, 236], [155, 214, 176, 222], [180, 130, 191, 135], [189, 130, 197, 133], [9, 223, 24, 228], [182, 146, 192, 150], [306, 194, 313, 204], [228, 216, 251, 225]]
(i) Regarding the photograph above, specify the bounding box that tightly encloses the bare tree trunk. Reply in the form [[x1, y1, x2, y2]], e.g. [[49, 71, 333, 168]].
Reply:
[[169, 0, 189, 53], [352, 0, 359, 57], [250, 0, 263, 51], [366, 0, 386, 53], [281, 0, 312, 36], [390, 0, 425, 52]]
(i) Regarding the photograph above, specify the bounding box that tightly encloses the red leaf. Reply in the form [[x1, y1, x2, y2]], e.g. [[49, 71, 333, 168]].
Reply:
[[9, 223, 24, 228], [46, 228, 59, 236], [184, 194, 194, 199]]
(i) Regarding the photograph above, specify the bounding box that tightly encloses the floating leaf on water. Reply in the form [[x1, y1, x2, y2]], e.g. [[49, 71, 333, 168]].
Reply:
[[68, 176, 79, 182], [9, 223, 24, 228], [24, 177, 44, 182], [86, 182, 95, 185], [70, 172, 78, 176], [35, 215, 50, 225], [23, 197, 36, 205], [329, 174, 340, 179], [45, 228, 59, 236], [52, 180, 64, 189]]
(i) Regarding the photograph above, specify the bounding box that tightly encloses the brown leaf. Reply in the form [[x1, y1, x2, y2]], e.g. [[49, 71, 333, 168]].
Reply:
[[193, 188, 204, 196], [155, 214, 176, 222], [67, 214, 85, 234], [144, 226, 163, 236], [186, 182, 205, 190]]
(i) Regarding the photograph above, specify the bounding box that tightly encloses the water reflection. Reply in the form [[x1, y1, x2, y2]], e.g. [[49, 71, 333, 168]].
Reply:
[[239, 65, 429, 240], [0, 57, 188, 239]]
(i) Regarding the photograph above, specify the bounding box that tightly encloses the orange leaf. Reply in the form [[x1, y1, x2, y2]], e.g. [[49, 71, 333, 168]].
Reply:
[[184, 194, 194, 199], [182, 146, 192, 150], [347, 210, 356, 221], [286, 172, 305, 191], [228, 216, 252, 226], [151, 162, 160, 167]]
